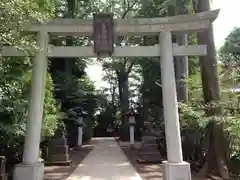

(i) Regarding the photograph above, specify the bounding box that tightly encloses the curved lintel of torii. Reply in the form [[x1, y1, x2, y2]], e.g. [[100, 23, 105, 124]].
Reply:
[[1, 9, 219, 57], [27, 9, 220, 36]]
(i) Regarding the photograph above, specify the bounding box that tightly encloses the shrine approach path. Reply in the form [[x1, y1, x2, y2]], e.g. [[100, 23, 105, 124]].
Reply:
[[67, 137, 142, 180]]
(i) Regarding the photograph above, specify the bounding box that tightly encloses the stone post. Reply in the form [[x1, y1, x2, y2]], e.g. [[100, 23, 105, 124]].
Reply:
[[77, 116, 84, 147], [125, 109, 137, 148], [0, 156, 6, 180], [13, 31, 48, 180], [129, 116, 135, 146], [160, 31, 191, 180]]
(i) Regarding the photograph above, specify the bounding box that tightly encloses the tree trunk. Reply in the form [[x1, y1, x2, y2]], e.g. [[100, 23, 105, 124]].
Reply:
[[117, 72, 130, 140], [167, 3, 189, 102], [174, 3, 189, 102], [142, 75, 149, 132], [65, 37, 74, 76], [118, 72, 128, 120], [175, 34, 189, 102], [122, 77, 129, 114], [65, 0, 75, 76], [111, 85, 116, 107], [195, 0, 230, 178]]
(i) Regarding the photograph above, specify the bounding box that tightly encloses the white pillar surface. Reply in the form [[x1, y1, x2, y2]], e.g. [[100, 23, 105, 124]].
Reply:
[[78, 127, 83, 147], [130, 126, 134, 145], [160, 31, 183, 163], [22, 31, 49, 165]]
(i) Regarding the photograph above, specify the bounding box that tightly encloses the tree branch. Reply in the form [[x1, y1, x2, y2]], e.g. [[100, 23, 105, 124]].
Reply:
[[123, 58, 127, 69], [126, 61, 135, 75], [116, 69, 120, 76], [191, 0, 199, 13], [121, 0, 138, 18]]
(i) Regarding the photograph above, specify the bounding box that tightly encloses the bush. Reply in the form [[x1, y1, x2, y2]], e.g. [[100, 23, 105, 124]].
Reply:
[[178, 103, 208, 165], [0, 65, 61, 174]]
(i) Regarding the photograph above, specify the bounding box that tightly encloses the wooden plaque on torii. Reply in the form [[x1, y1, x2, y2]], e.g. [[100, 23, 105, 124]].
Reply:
[[93, 13, 114, 56]]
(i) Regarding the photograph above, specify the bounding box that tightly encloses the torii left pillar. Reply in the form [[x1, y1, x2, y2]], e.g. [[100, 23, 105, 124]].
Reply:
[[13, 31, 48, 180]]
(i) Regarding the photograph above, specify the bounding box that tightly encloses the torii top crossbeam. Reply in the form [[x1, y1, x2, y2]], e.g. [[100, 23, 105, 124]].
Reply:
[[28, 9, 219, 35], [1, 9, 219, 58]]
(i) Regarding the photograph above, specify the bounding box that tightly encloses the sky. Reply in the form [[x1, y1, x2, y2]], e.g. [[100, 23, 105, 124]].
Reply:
[[86, 0, 240, 89]]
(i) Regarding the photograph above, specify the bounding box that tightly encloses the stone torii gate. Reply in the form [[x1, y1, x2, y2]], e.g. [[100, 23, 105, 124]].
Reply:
[[1, 9, 219, 180]]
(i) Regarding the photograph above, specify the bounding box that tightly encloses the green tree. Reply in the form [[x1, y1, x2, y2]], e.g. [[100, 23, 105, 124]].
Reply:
[[193, 0, 230, 178]]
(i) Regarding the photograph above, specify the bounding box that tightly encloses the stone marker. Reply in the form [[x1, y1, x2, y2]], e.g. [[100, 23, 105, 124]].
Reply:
[[46, 130, 71, 166], [75, 116, 86, 150], [137, 114, 162, 163], [125, 109, 137, 148], [0, 156, 7, 180], [77, 118, 83, 147]]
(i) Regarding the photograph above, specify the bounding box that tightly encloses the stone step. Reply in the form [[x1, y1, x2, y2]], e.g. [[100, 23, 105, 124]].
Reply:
[[137, 153, 163, 164], [142, 137, 157, 143], [139, 145, 159, 152], [141, 141, 157, 145], [48, 145, 69, 154], [51, 138, 67, 146], [45, 160, 72, 166], [48, 154, 70, 162], [138, 152, 161, 155], [140, 144, 159, 147]]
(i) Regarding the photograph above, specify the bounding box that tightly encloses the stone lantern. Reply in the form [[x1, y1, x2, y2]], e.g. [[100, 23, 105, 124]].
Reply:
[[126, 108, 137, 147], [67, 106, 87, 149]]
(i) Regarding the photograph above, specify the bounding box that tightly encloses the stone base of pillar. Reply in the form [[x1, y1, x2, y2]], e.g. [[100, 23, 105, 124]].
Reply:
[[0, 174, 7, 180], [13, 162, 44, 180], [163, 161, 191, 180]]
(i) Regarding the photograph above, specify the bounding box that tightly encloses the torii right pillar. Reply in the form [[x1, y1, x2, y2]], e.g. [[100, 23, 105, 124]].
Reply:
[[160, 31, 191, 180]]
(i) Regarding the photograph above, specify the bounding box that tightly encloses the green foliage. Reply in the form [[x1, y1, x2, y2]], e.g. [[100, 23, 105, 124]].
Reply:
[[219, 27, 240, 68], [223, 116, 240, 154], [42, 73, 61, 137], [52, 70, 98, 142], [53, 71, 96, 109], [179, 103, 207, 131], [0, 0, 61, 169], [0, 64, 61, 150], [0, 0, 54, 51], [217, 27, 240, 164], [178, 103, 207, 157], [188, 73, 203, 104], [220, 28, 240, 54]]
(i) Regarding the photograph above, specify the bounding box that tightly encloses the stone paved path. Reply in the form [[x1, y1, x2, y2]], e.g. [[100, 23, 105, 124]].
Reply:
[[67, 137, 142, 180]]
